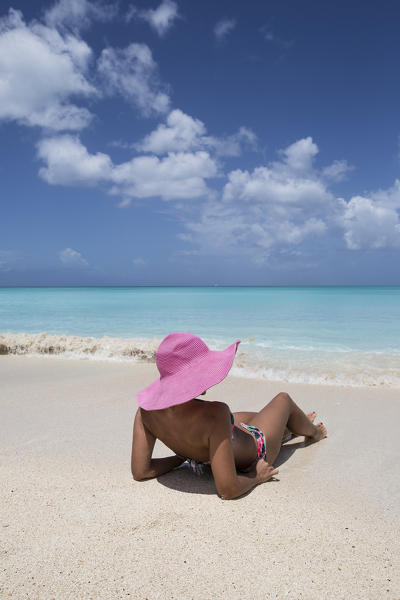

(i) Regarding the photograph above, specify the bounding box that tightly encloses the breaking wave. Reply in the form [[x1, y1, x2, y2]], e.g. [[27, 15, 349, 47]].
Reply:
[[0, 331, 159, 362], [1, 331, 400, 389]]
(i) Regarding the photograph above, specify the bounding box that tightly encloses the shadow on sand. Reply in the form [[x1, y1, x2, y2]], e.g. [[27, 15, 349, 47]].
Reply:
[[274, 439, 306, 467], [158, 438, 306, 497]]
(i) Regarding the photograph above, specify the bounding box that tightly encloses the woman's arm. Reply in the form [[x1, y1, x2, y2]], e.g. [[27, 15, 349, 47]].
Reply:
[[209, 404, 278, 499], [131, 409, 185, 481]]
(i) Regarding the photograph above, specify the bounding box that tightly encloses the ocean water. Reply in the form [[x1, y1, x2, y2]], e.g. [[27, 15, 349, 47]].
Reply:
[[1, 286, 400, 388]]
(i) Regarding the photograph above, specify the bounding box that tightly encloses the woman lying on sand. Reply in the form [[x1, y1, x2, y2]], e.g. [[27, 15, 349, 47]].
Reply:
[[131, 333, 327, 500]]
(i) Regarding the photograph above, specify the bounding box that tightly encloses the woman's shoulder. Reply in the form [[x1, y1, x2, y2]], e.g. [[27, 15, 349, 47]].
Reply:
[[201, 400, 232, 423], [210, 400, 230, 411]]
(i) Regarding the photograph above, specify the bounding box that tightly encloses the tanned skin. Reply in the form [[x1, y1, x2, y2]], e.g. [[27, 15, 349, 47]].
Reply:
[[131, 391, 327, 500]]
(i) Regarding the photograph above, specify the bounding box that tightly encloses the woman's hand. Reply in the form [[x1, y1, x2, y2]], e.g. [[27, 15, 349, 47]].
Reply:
[[208, 403, 279, 499], [255, 459, 279, 484]]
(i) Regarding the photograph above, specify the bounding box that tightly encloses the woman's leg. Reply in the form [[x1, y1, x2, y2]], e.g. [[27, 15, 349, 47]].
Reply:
[[233, 409, 317, 441], [232, 411, 257, 425], [247, 392, 326, 464]]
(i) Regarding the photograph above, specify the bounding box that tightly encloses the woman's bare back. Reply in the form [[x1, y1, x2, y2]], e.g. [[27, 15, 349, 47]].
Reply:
[[140, 398, 257, 469]]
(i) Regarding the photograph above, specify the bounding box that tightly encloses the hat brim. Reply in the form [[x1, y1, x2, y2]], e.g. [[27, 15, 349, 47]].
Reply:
[[137, 340, 240, 410]]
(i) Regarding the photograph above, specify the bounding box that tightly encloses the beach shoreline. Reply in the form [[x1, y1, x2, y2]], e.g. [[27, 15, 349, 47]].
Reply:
[[2, 285, 400, 391], [2, 329, 400, 389], [1, 355, 399, 599]]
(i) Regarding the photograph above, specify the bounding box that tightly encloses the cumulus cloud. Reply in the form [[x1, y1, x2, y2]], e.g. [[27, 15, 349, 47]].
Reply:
[[0, 8, 95, 130], [191, 139, 399, 258], [136, 109, 257, 156], [180, 137, 337, 261], [223, 169, 330, 208], [0, 6, 172, 130], [44, 0, 117, 32], [223, 139, 332, 212], [37, 135, 113, 185], [35, 122, 400, 257], [341, 192, 400, 250], [97, 43, 170, 116], [137, 109, 206, 154], [130, 0, 179, 36], [369, 178, 400, 210], [214, 18, 236, 41], [279, 136, 318, 172], [182, 200, 328, 262], [59, 247, 89, 266], [37, 134, 218, 200], [110, 151, 218, 200]]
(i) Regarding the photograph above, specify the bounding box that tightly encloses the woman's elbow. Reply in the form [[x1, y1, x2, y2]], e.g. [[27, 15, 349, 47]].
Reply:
[[131, 464, 147, 481], [217, 484, 237, 500], [219, 492, 234, 500]]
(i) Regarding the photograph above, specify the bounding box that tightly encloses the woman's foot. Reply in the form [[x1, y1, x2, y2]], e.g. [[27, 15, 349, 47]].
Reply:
[[307, 411, 317, 424], [307, 422, 327, 443]]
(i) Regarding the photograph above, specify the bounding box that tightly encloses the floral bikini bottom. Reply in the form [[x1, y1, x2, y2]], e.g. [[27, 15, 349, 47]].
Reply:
[[238, 422, 267, 461], [185, 422, 267, 476]]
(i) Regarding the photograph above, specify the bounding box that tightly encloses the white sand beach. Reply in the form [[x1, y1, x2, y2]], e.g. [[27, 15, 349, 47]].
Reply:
[[1, 356, 399, 599]]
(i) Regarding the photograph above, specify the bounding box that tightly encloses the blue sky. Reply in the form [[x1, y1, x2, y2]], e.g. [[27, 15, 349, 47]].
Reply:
[[1, 0, 400, 285]]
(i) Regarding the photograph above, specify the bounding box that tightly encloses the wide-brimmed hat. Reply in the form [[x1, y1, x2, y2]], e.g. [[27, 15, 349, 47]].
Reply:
[[137, 332, 240, 410]]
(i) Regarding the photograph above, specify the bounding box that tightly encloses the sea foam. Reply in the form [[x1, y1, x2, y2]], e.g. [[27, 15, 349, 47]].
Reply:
[[1, 331, 400, 389], [0, 331, 159, 362]]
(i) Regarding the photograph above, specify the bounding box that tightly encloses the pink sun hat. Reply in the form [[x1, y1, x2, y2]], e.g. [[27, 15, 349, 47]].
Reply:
[[137, 332, 241, 411]]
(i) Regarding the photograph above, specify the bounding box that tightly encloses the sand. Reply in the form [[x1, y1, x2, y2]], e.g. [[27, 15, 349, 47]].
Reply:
[[1, 355, 399, 600]]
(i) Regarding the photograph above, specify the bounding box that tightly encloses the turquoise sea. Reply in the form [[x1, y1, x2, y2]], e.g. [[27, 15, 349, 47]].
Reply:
[[1, 286, 400, 388]]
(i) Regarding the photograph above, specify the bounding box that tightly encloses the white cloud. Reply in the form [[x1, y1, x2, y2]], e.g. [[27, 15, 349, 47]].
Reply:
[[182, 200, 328, 262], [0, 6, 171, 132], [370, 179, 400, 210], [180, 137, 337, 261], [110, 151, 218, 200], [222, 142, 332, 212], [137, 109, 206, 153], [223, 168, 330, 208], [341, 195, 400, 250], [322, 159, 354, 182], [44, 0, 117, 32], [37, 135, 113, 185], [0, 8, 95, 130], [214, 18, 236, 41], [279, 136, 318, 172], [37, 134, 218, 200], [134, 0, 179, 36], [35, 123, 400, 255], [209, 127, 258, 157], [59, 247, 88, 266], [29, 104, 93, 131], [136, 109, 257, 156], [338, 179, 400, 250], [97, 43, 170, 116]]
